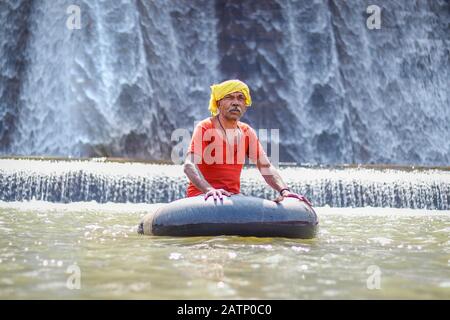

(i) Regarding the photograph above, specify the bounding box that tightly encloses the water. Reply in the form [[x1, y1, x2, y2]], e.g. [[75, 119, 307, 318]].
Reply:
[[1, 159, 449, 209], [1, 1, 449, 165], [1, 201, 448, 299], [0, 159, 448, 298]]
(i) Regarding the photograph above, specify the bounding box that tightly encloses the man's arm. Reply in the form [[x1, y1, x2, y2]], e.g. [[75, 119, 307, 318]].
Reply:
[[255, 153, 288, 193], [183, 153, 231, 200], [255, 153, 313, 206]]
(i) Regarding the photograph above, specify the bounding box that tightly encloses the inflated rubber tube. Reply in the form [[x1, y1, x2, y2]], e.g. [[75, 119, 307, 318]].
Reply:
[[138, 195, 318, 239]]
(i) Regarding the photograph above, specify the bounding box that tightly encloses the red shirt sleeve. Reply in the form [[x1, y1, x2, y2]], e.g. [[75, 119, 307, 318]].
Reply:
[[187, 123, 207, 157], [246, 127, 268, 164]]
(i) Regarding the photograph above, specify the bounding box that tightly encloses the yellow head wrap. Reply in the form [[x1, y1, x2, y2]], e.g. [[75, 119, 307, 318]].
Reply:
[[208, 79, 252, 116]]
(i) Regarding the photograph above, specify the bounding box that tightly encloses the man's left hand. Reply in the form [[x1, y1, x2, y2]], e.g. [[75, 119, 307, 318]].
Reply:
[[273, 191, 313, 207]]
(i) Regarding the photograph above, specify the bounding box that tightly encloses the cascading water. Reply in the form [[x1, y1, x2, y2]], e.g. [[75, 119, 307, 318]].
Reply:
[[0, 0, 448, 165], [1, 159, 448, 210], [1, 0, 218, 159]]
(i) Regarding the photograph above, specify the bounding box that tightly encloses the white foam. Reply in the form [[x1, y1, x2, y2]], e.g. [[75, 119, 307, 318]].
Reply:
[[1, 199, 449, 217], [0, 199, 163, 214]]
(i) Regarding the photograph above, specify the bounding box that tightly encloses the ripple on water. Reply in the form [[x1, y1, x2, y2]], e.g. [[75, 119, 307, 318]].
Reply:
[[368, 237, 394, 246]]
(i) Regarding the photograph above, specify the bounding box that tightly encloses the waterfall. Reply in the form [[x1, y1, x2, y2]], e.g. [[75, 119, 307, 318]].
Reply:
[[0, 0, 449, 165], [1, 159, 449, 209], [0, 0, 33, 153], [1, 0, 218, 159]]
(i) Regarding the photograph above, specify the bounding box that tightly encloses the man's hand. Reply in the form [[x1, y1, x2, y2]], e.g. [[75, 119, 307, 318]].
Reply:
[[273, 190, 313, 207], [204, 188, 232, 201]]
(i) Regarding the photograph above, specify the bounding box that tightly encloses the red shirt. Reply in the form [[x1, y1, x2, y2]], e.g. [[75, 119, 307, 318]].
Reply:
[[186, 118, 266, 197]]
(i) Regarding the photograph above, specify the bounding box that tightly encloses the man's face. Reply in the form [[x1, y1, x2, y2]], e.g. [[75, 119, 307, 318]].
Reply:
[[217, 91, 248, 120]]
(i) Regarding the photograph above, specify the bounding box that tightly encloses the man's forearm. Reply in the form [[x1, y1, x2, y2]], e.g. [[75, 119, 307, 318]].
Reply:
[[184, 162, 213, 193], [260, 165, 288, 193]]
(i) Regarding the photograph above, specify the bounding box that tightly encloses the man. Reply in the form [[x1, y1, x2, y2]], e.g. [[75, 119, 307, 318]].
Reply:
[[183, 79, 312, 206]]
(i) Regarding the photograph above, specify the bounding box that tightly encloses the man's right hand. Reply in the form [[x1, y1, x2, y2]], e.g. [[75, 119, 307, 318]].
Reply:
[[204, 188, 232, 201]]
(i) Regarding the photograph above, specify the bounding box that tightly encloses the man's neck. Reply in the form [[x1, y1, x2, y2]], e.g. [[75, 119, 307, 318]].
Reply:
[[218, 114, 238, 129]]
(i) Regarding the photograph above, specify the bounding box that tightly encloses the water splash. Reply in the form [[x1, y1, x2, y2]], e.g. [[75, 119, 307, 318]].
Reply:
[[0, 158, 448, 209]]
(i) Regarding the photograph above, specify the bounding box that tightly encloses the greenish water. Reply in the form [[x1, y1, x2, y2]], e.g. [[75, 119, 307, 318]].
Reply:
[[0, 202, 449, 299]]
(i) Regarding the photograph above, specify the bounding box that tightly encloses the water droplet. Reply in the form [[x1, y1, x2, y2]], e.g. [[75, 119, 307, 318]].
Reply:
[[217, 281, 225, 288], [43, 260, 48, 266], [169, 252, 183, 260], [291, 246, 310, 253], [57, 261, 63, 267]]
